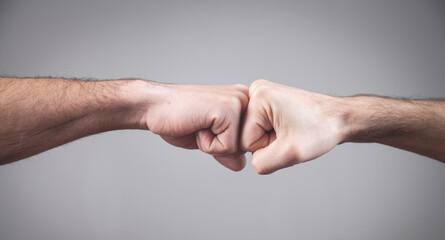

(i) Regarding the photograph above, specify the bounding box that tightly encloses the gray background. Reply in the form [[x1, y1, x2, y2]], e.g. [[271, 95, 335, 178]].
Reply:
[[0, 0, 444, 239]]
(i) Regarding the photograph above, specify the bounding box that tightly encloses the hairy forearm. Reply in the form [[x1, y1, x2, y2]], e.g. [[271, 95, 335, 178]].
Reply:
[[0, 77, 151, 164], [341, 95, 445, 161]]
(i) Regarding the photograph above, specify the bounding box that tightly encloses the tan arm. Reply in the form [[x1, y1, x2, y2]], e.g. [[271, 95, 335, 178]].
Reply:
[[0, 77, 248, 170], [0, 77, 149, 164], [343, 95, 445, 161]]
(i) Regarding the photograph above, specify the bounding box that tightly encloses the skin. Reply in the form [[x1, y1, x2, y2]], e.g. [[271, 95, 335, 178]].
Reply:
[[0, 77, 248, 170], [1, 77, 443, 174], [241, 79, 445, 174], [143, 83, 249, 171]]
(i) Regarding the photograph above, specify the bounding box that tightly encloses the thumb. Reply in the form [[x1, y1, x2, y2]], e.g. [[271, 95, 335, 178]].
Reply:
[[251, 138, 297, 175]]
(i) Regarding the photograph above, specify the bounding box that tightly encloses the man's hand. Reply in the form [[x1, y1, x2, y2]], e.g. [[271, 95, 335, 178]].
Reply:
[[0, 77, 249, 170], [241, 79, 445, 175], [141, 83, 249, 171], [240, 80, 345, 174]]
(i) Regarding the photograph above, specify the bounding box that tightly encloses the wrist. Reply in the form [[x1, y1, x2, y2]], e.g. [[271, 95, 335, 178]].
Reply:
[[336, 97, 358, 144], [339, 95, 394, 144], [323, 96, 355, 145], [337, 95, 375, 144], [106, 79, 162, 130]]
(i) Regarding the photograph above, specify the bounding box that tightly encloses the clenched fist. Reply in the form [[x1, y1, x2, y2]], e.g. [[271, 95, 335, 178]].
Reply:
[[143, 83, 249, 171], [241, 80, 345, 174]]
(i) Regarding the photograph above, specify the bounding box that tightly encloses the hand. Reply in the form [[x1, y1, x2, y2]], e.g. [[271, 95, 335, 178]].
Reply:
[[143, 83, 249, 171], [241, 80, 346, 174]]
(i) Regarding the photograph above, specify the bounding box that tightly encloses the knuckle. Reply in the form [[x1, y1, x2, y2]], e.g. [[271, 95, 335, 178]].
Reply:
[[197, 141, 210, 154], [250, 79, 269, 91], [240, 141, 251, 152], [251, 158, 268, 175], [224, 97, 243, 114], [234, 84, 249, 92], [147, 119, 164, 135], [236, 90, 249, 105], [251, 79, 268, 87], [250, 83, 271, 99], [200, 143, 212, 154]]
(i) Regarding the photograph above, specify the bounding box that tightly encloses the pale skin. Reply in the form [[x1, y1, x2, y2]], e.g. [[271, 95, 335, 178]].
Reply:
[[0, 77, 444, 174], [241, 80, 445, 174]]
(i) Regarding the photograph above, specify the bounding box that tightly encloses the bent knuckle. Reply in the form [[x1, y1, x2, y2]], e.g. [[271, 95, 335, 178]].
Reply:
[[251, 79, 268, 87], [252, 158, 268, 175], [240, 141, 253, 152], [222, 97, 243, 115], [234, 84, 249, 93], [251, 83, 272, 100]]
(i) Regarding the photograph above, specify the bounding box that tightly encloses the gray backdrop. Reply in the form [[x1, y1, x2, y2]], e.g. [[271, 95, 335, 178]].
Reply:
[[0, 0, 444, 239]]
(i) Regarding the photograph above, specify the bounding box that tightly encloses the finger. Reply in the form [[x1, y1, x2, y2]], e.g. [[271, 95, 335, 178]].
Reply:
[[161, 134, 198, 149], [251, 139, 297, 175], [196, 97, 243, 155], [196, 127, 246, 171], [213, 151, 246, 171], [196, 128, 237, 154], [196, 119, 241, 154], [240, 100, 273, 152], [239, 91, 249, 114]]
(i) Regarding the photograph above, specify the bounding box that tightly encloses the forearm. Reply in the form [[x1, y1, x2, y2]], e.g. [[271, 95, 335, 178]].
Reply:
[[0, 77, 151, 164], [341, 95, 445, 161]]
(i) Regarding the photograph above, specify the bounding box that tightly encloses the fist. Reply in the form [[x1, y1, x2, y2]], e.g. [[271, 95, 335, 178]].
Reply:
[[145, 83, 249, 171], [241, 80, 345, 174]]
